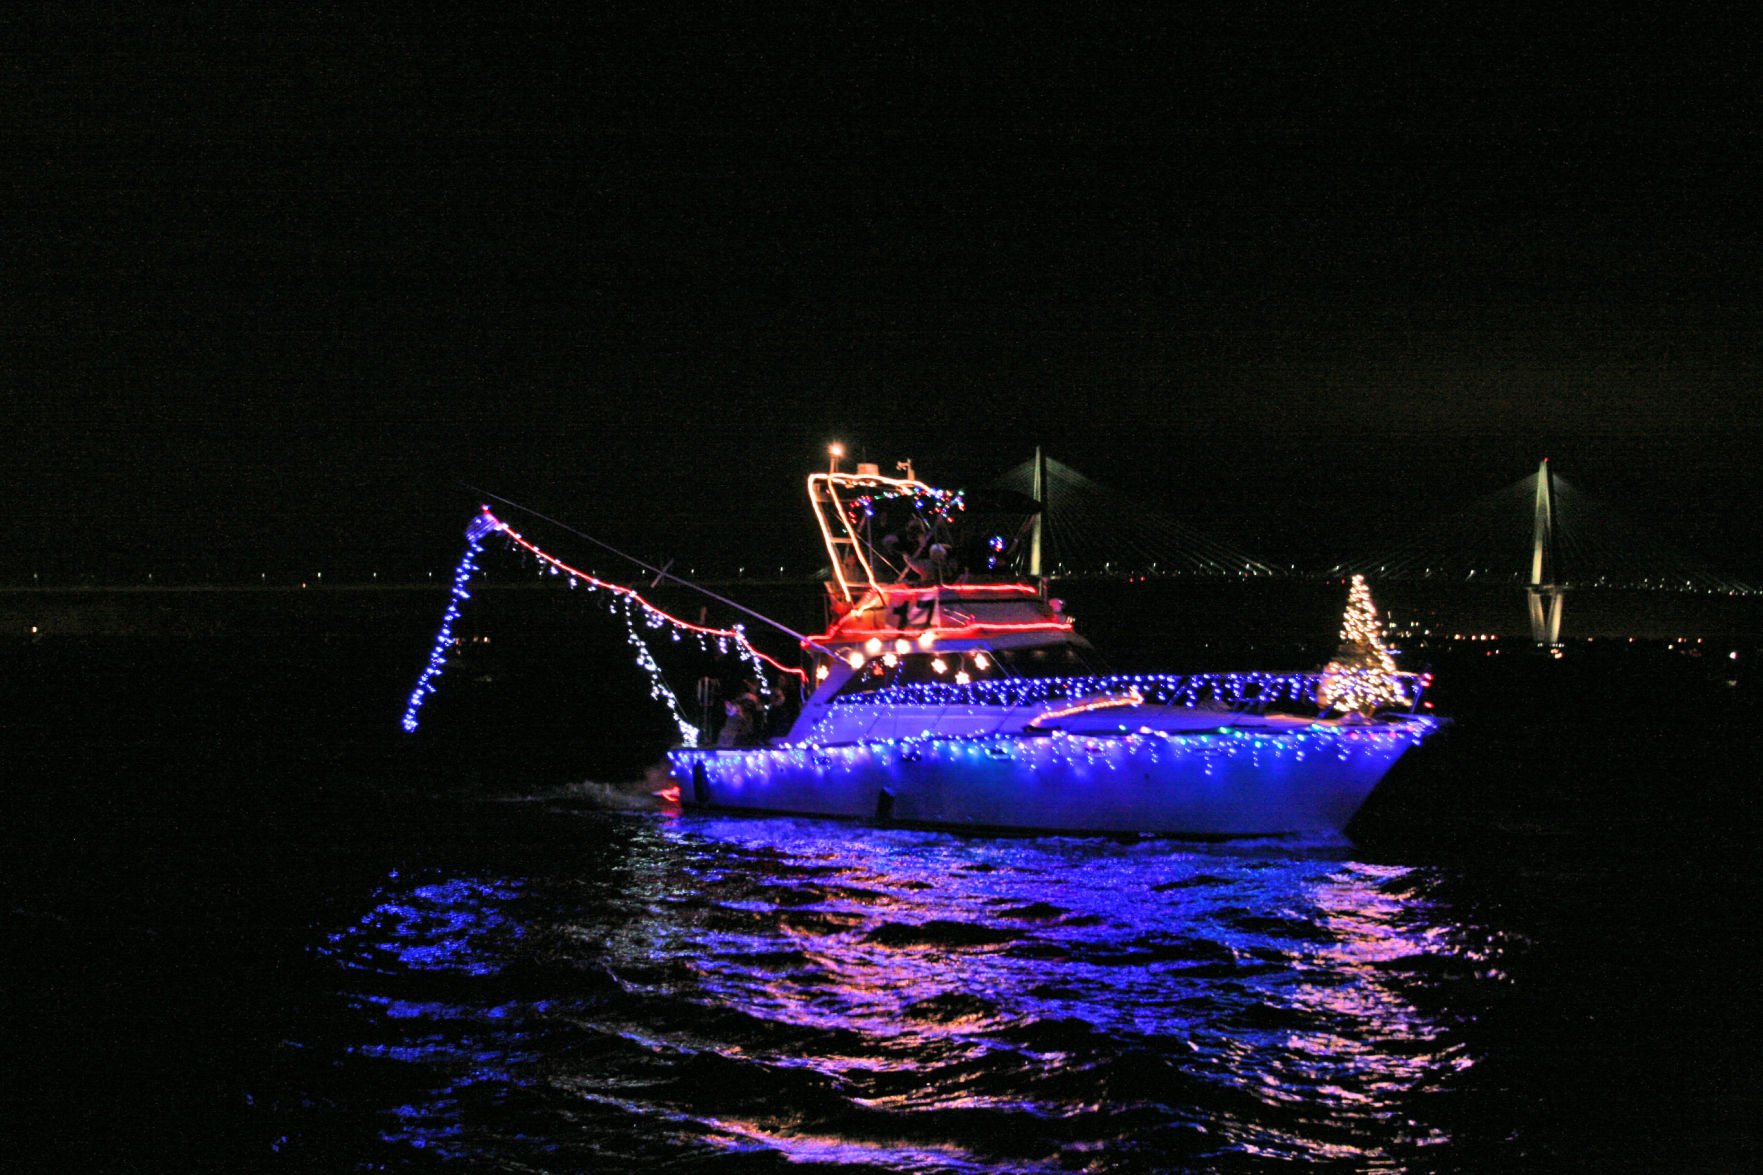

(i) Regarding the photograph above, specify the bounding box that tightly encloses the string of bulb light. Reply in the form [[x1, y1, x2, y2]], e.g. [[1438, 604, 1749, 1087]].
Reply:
[[401, 508, 804, 739]]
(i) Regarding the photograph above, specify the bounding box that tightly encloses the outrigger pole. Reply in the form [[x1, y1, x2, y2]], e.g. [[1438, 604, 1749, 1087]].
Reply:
[[468, 486, 836, 655]]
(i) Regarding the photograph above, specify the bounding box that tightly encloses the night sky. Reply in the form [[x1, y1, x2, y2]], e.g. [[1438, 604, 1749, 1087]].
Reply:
[[11, 8, 1761, 583]]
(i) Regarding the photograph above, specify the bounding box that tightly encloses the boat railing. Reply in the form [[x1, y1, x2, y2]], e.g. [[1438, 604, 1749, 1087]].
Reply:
[[824, 671, 1431, 715]]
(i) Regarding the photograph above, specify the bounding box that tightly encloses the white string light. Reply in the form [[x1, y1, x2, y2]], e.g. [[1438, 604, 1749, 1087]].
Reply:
[[1318, 575, 1411, 715], [404, 509, 795, 740]]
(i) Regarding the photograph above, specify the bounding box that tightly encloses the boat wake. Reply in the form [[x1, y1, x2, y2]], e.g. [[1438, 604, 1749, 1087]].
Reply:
[[488, 770, 675, 812]]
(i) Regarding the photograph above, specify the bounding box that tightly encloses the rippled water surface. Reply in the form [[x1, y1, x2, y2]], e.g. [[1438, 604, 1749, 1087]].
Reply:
[[8, 634, 1759, 1172], [234, 798, 1738, 1172]]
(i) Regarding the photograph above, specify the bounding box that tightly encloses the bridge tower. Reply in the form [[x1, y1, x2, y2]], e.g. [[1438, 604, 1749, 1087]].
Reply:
[[1526, 458, 1565, 647]]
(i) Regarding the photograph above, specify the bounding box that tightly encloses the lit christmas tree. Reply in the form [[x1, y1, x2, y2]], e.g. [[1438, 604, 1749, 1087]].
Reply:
[[1318, 575, 1410, 717]]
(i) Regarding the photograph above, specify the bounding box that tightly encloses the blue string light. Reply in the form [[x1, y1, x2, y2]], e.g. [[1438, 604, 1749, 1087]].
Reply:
[[788, 669, 1430, 753], [671, 716, 1439, 790], [827, 671, 1353, 711], [401, 513, 499, 733]]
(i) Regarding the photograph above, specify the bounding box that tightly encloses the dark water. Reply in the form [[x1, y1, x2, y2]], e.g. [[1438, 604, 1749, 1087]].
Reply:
[[5, 627, 1760, 1172]]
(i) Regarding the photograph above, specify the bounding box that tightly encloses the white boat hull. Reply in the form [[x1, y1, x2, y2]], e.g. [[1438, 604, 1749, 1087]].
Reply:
[[668, 718, 1435, 837]]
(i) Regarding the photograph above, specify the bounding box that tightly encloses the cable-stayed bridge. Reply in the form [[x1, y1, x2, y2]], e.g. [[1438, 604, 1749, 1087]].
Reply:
[[1331, 460, 1752, 596], [991, 453, 1755, 644], [1330, 459, 1756, 644], [990, 453, 1279, 579]]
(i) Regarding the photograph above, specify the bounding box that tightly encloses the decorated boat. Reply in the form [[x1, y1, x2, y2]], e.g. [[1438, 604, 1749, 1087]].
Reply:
[[663, 454, 1439, 836], [404, 453, 1439, 836]]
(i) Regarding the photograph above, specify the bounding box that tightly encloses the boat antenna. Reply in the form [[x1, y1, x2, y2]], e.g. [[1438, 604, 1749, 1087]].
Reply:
[[465, 485, 835, 654]]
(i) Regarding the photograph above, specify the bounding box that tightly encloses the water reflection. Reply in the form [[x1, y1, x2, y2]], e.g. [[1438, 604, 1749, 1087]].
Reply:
[[328, 875, 524, 977], [295, 815, 1511, 1171]]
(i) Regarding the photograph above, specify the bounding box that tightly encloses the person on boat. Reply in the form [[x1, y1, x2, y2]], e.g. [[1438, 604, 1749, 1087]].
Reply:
[[712, 678, 766, 746], [899, 547, 934, 584], [876, 532, 907, 580], [927, 542, 954, 582], [715, 696, 756, 746], [905, 513, 932, 556]]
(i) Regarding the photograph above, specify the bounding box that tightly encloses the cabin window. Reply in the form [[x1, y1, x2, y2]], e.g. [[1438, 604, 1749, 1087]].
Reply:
[[992, 644, 1107, 678]]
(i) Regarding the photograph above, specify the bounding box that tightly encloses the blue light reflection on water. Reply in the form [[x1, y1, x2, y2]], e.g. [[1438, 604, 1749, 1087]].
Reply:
[[297, 813, 1512, 1171], [327, 876, 524, 976]]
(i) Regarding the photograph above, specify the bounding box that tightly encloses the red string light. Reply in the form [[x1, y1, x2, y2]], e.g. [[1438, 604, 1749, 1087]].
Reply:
[[484, 510, 806, 681]]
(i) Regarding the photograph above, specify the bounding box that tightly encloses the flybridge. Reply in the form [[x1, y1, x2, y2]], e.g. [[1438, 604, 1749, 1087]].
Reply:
[[810, 447, 1044, 605], [805, 450, 1069, 660], [810, 466, 971, 605]]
